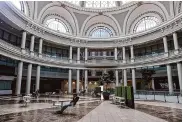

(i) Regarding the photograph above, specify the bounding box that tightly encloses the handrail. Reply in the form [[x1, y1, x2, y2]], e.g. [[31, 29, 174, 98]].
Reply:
[[0, 39, 181, 67]]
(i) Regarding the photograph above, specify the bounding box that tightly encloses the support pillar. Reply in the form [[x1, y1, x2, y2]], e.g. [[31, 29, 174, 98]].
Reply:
[[85, 48, 88, 63], [124, 69, 127, 86], [21, 31, 26, 53], [30, 35, 35, 55], [114, 47, 117, 61], [177, 62, 182, 91], [85, 70, 88, 93], [77, 47, 80, 63], [132, 68, 136, 93], [38, 38, 43, 57], [35, 65, 40, 91], [115, 70, 119, 86], [167, 64, 173, 94], [173, 32, 179, 54], [26, 64, 32, 94], [69, 46, 72, 63], [122, 47, 126, 63], [68, 69, 72, 93], [152, 78, 155, 90], [76, 69, 80, 93], [15, 61, 23, 95], [130, 45, 134, 62]]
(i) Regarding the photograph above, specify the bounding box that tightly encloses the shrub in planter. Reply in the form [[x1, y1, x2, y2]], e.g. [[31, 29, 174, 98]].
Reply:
[[103, 91, 110, 100]]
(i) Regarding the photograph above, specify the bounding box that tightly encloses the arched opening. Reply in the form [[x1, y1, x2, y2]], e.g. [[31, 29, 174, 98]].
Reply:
[[45, 18, 70, 34], [133, 16, 160, 33], [89, 26, 113, 38]]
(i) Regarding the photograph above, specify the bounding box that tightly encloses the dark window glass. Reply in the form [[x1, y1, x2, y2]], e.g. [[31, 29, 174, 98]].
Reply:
[[3, 31, 10, 41]]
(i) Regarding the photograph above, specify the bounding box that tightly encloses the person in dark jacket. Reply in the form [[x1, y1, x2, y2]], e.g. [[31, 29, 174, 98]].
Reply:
[[60, 93, 79, 114]]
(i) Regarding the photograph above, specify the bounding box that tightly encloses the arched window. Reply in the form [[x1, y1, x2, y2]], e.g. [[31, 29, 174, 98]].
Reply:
[[11, 1, 25, 12], [89, 27, 113, 38], [134, 16, 160, 33], [45, 19, 70, 33], [85, 1, 116, 8]]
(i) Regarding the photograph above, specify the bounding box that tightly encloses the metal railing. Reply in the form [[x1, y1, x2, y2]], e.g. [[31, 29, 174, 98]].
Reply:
[[0, 39, 181, 66], [134, 90, 182, 103]]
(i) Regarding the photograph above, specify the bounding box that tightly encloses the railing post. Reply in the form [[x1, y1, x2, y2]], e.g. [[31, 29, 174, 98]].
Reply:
[[164, 92, 166, 102], [177, 94, 179, 103]]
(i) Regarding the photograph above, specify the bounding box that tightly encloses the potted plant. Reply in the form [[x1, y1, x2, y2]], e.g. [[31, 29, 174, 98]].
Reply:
[[99, 70, 115, 100]]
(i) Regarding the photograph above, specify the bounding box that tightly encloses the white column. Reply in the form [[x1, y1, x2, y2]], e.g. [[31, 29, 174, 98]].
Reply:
[[132, 68, 136, 93], [130, 45, 134, 62], [15, 61, 23, 95], [77, 47, 80, 63], [167, 64, 173, 94], [177, 62, 182, 91], [114, 47, 117, 61], [21, 31, 26, 52], [122, 47, 126, 63], [68, 69, 72, 93], [173, 32, 179, 53], [85, 70, 88, 93], [115, 70, 119, 86], [85, 48, 88, 62], [152, 78, 155, 90], [69, 46, 72, 63], [163, 36, 168, 53], [30, 35, 35, 55], [124, 69, 127, 86], [76, 69, 80, 93], [35, 65, 40, 91], [26, 64, 32, 94], [38, 38, 43, 57]]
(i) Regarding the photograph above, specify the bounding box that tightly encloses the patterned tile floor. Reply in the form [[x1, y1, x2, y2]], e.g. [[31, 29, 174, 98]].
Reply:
[[0, 96, 182, 122]]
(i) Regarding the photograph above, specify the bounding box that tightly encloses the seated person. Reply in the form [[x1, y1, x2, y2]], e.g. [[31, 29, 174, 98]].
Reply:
[[32, 89, 39, 98], [59, 93, 79, 114]]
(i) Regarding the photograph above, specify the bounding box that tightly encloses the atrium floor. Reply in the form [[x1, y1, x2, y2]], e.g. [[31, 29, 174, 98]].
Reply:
[[0, 95, 181, 122]]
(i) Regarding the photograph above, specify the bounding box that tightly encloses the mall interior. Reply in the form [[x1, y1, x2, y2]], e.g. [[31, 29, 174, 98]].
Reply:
[[0, 1, 182, 122]]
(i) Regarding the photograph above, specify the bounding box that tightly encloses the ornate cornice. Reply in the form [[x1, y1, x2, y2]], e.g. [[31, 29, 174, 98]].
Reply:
[[1, 2, 182, 48]]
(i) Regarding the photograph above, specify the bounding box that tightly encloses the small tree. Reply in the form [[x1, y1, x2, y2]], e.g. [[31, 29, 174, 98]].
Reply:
[[140, 69, 155, 90], [99, 70, 115, 90]]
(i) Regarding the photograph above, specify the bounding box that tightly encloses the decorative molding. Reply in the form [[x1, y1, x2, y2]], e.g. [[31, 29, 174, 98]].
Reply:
[[61, 1, 138, 13]]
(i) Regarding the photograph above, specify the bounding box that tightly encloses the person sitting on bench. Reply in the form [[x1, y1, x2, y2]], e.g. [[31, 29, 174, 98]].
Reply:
[[60, 93, 79, 114]]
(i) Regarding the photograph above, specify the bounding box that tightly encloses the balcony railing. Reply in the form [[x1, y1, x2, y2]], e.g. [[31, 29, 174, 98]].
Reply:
[[0, 39, 181, 66], [134, 90, 182, 103]]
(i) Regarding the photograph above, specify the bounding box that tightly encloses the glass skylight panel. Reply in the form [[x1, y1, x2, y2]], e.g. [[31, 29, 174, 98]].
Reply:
[[67, 1, 80, 6], [85, 1, 116, 8]]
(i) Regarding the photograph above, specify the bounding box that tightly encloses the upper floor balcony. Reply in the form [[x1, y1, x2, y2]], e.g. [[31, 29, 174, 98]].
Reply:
[[0, 38, 181, 69]]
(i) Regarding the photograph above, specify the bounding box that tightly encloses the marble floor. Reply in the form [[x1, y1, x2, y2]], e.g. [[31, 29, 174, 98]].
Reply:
[[0, 96, 182, 122], [77, 101, 167, 122]]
